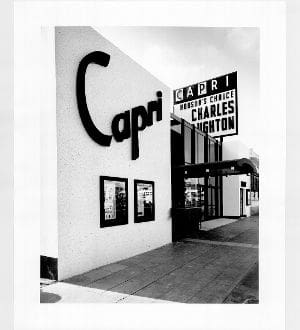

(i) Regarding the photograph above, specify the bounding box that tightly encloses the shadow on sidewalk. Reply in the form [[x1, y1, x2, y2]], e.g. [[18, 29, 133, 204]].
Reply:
[[40, 290, 61, 303]]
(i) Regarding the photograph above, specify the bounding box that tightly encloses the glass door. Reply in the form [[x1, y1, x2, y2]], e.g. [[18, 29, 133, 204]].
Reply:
[[208, 186, 216, 218], [240, 188, 244, 216]]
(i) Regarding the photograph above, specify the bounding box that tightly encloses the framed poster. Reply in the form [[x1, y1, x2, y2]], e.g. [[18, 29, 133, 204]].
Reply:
[[134, 180, 155, 223], [100, 176, 128, 228]]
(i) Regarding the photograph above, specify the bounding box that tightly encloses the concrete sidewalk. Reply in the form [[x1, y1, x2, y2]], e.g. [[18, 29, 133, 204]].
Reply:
[[41, 216, 259, 304], [195, 216, 259, 245]]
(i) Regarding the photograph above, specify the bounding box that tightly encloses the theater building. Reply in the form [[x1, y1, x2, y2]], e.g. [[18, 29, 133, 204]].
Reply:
[[40, 26, 258, 281]]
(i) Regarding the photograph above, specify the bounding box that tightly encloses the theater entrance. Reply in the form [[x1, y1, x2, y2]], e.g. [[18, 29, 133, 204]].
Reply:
[[170, 113, 258, 242], [171, 175, 222, 241]]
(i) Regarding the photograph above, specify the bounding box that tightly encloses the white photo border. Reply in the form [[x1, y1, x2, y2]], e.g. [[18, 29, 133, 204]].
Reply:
[[14, 1, 285, 330]]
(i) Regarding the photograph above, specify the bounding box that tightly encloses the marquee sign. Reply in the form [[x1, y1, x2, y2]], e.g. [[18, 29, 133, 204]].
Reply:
[[173, 72, 238, 138]]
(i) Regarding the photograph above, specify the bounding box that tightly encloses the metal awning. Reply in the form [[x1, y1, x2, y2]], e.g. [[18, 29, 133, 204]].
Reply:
[[174, 158, 258, 178]]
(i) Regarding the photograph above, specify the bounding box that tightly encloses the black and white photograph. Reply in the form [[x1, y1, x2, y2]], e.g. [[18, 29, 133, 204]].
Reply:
[[39, 25, 260, 305], [14, 1, 286, 330]]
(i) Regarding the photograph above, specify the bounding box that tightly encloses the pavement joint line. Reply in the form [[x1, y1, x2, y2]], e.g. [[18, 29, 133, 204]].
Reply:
[[62, 241, 253, 297], [184, 258, 257, 304], [65, 242, 207, 287], [62, 243, 182, 286], [120, 244, 231, 302], [61, 243, 215, 297], [58, 238, 257, 303], [220, 262, 258, 303], [152, 253, 226, 303], [63, 256, 168, 287], [183, 238, 258, 249], [115, 245, 221, 303], [43, 245, 258, 303], [92, 244, 217, 293]]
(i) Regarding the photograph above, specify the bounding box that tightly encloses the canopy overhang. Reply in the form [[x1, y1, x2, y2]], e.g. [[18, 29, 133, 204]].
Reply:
[[174, 158, 258, 178]]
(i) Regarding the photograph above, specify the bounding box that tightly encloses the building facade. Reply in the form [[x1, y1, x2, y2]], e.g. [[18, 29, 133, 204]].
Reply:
[[41, 26, 258, 281], [41, 27, 172, 281]]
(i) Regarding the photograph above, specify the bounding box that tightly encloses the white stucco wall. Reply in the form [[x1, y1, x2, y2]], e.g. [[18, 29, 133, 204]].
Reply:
[[55, 27, 172, 280], [222, 140, 252, 217], [223, 175, 239, 217], [223, 174, 251, 217]]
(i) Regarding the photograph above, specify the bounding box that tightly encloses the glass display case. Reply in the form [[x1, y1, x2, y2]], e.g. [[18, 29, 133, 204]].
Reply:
[[100, 176, 128, 227], [134, 180, 155, 223]]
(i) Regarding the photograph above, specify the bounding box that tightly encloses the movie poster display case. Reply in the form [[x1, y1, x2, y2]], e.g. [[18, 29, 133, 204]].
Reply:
[[134, 180, 155, 223], [100, 176, 128, 228]]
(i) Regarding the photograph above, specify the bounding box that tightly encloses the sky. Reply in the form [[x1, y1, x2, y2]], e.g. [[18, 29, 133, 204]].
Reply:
[[95, 27, 260, 154]]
